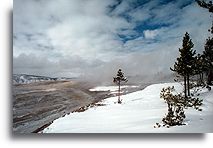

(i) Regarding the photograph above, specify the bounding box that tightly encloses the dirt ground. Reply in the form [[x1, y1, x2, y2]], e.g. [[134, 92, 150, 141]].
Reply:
[[12, 80, 112, 133]]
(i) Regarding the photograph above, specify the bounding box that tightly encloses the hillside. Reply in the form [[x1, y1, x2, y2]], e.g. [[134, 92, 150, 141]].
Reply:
[[43, 83, 213, 133]]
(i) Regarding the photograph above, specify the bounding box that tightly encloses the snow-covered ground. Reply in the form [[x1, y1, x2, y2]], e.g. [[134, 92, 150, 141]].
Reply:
[[43, 83, 213, 133], [89, 85, 139, 94], [13, 74, 57, 84], [89, 85, 139, 92]]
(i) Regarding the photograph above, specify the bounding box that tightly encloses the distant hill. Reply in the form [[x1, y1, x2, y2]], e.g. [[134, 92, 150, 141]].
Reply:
[[13, 74, 72, 84]]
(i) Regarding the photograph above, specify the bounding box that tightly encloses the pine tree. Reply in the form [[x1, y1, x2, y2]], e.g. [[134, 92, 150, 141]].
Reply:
[[171, 32, 196, 98], [196, 0, 213, 85], [203, 38, 213, 84], [196, 0, 213, 13], [113, 69, 128, 104], [194, 54, 206, 85]]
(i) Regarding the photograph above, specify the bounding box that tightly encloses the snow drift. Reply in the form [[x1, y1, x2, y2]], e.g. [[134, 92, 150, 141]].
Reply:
[[43, 83, 213, 133]]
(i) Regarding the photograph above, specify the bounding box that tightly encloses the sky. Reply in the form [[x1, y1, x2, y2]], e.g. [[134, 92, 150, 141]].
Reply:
[[13, 0, 212, 83]]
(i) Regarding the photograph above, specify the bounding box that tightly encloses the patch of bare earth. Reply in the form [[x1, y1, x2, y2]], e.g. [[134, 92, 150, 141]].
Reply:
[[13, 80, 111, 133]]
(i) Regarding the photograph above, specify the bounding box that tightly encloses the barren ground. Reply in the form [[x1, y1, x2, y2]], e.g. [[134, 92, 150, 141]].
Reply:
[[13, 80, 111, 133]]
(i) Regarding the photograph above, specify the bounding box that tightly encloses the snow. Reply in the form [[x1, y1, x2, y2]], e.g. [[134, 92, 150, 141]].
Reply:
[[13, 74, 58, 84], [89, 85, 139, 95], [89, 85, 138, 92], [44, 88, 57, 92], [43, 82, 213, 133]]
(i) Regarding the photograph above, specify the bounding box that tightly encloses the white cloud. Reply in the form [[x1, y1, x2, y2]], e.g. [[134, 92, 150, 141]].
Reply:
[[46, 14, 130, 61], [13, 0, 212, 82], [143, 29, 159, 39]]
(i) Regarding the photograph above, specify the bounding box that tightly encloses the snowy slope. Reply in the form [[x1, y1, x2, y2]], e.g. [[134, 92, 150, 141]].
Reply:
[[43, 83, 213, 133], [13, 74, 72, 84], [13, 74, 57, 84]]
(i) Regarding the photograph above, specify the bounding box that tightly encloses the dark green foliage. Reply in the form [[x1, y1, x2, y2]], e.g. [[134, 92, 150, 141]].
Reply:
[[196, 0, 213, 13], [171, 32, 195, 76], [113, 69, 127, 84], [204, 38, 213, 65], [171, 32, 196, 97], [113, 69, 128, 104], [186, 97, 203, 111], [158, 1, 211, 128], [160, 86, 186, 126], [194, 54, 205, 75], [194, 54, 206, 85], [196, 0, 213, 85], [203, 38, 213, 85], [162, 105, 186, 126], [159, 86, 203, 127]]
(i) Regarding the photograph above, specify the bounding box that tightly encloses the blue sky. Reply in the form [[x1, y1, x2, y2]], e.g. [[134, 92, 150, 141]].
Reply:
[[13, 0, 211, 81]]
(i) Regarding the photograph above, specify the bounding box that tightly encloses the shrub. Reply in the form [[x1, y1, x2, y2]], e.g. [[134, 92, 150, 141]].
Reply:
[[160, 86, 186, 126], [159, 86, 203, 127]]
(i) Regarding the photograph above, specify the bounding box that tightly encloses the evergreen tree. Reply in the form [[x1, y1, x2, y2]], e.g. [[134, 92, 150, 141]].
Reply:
[[196, 0, 213, 13], [194, 54, 206, 85], [203, 36, 213, 85], [196, 0, 213, 85], [171, 32, 196, 98], [113, 69, 128, 104]]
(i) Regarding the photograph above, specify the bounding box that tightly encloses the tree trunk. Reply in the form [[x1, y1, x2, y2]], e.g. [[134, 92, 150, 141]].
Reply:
[[118, 81, 121, 103], [184, 76, 187, 98], [199, 73, 202, 84], [187, 74, 190, 96], [207, 70, 213, 85], [201, 72, 204, 84]]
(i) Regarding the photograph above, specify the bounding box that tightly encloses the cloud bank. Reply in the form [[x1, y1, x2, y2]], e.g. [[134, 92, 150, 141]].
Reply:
[[13, 0, 211, 84]]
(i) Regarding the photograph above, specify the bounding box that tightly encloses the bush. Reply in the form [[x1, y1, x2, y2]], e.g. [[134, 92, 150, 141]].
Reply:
[[160, 86, 186, 126], [185, 97, 203, 111], [159, 86, 203, 127]]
